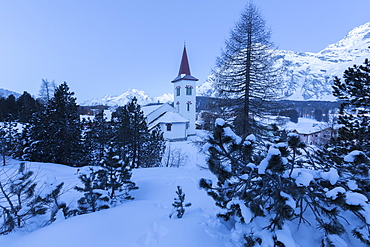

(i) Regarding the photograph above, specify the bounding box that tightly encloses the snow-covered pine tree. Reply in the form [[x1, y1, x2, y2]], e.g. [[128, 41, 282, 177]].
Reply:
[[0, 163, 63, 234], [40, 179, 68, 223], [112, 97, 164, 168], [74, 167, 110, 214], [99, 146, 137, 204], [47, 82, 84, 166], [141, 125, 165, 168], [1, 121, 20, 159], [26, 82, 85, 166], [200, 119, 370, 246], [312, 57, 370, 244], [332, 57, 370, 155], [23, 109, 52, 163], [16, 91, 38, 123], [85, 112, 113, 166], [169, 186, 191, 219]]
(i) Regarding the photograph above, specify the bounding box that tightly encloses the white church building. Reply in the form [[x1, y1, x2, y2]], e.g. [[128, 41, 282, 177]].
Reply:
[[142, 45, 198, 141]]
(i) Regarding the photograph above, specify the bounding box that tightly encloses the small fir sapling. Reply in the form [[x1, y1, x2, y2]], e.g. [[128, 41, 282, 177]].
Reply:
[[40, 178, 69, 223], [0, 163, 64, 234], [74, 167, 110, 214], [169, 186, 191, 219]]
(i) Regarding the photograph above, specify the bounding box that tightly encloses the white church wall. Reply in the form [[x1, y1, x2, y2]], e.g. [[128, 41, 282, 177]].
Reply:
[[159, 122, 188, 141]]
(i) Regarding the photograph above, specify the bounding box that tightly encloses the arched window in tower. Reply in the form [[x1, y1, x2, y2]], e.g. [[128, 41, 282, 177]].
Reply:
[[186, 101, 192, 111], [176, 86, 181, 96], [176, 101, 180, 111], [185, 85, 193, 95]]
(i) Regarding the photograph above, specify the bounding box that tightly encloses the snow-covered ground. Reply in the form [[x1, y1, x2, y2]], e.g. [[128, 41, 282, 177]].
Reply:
[[0, 136, 233, 247], [0, 164, 228, 247], [0, 127, 368, 246]]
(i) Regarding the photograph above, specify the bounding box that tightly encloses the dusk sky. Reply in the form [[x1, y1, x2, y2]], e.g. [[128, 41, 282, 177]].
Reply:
[[1, 0, 370, 103]]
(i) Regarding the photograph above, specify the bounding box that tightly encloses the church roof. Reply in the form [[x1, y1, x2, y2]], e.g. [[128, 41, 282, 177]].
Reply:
[[171, 46, 198, 83]]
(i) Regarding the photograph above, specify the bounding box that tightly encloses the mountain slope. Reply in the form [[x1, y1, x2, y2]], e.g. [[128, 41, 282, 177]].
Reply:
[[82, 89, 173, 107], [0, 88, 21, 98], [82, 22, 370, 105], [198, 21, 370, 101]]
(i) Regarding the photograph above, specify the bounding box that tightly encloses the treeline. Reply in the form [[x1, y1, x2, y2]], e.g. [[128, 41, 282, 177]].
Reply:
[[0, 91, 41, 122], [1, 82, 165, 168], [0, 81, 166, 234], [197, 96, 340, 128]]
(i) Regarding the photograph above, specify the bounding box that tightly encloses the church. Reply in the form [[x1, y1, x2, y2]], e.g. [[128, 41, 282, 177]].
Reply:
[[142, 45, 198, 141]]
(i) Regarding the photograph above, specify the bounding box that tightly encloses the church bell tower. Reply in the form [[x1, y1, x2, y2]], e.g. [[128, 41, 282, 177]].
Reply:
[[171, 45, 198, 136]]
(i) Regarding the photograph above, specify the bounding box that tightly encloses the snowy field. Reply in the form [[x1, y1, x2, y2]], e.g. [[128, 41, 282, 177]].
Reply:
[[0, 129, 368, 247], [0, 137, 233, 247]]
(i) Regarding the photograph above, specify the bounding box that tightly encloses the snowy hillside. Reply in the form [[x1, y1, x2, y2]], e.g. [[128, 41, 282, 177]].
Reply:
[[1, 127, 369, 246], [0, 88, 20, 98], [0, 139, 232, 247], [198, 21, 370, 101], [0, 164, 226, 247]]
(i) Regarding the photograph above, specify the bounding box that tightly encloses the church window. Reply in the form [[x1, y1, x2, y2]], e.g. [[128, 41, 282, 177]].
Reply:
[[166, 123, 172, 131], [176, 86, 181, 96], [185, 85, 193, 95], [186, 101, 192, 111]]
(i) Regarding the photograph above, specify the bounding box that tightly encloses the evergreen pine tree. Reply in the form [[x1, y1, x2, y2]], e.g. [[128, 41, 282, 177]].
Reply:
[[41, 181, 68, 223], [200, 119, 370, 246], [84, 112, 113, 166], [3, 95, 17, 121], [99, 146, 137, 203], [16, 91, 38, 123], [214, 3, 283, 137], [74, 167, 110, 214], [0, 121, 21, 159], [0, 163, 63, 234], [112, 97, 164, 168], [26, 82, 85, 166], [141, 125, 165, 168], [25, 109, 53, 163], [169, 186, 191, 219], [332, 57, 370, 155]]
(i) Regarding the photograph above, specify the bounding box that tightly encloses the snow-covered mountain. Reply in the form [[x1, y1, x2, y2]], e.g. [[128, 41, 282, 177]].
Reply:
[[82, 89, 174, 107], [198, 21, 370, 101], [83, 21, 370, 105], [0, 88, 21, 98]]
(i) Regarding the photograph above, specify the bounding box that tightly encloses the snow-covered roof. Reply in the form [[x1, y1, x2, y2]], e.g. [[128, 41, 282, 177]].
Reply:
[[150, 111, 189, 129], [158, 112, 189, 123], [284, 118, 331, 135], [141, 104, 163, 116]]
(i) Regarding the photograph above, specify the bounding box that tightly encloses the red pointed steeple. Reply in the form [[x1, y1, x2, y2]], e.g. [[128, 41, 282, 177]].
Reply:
[[178, 45, 191, 75], [172, 45, 198, 83]]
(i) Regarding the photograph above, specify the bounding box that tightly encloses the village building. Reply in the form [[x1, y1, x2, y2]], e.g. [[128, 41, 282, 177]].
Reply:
[[284, 118, 334, 146], [80, 45, 198, 141], [292, 127, 333, 146], [142, 45, 198, 141]]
